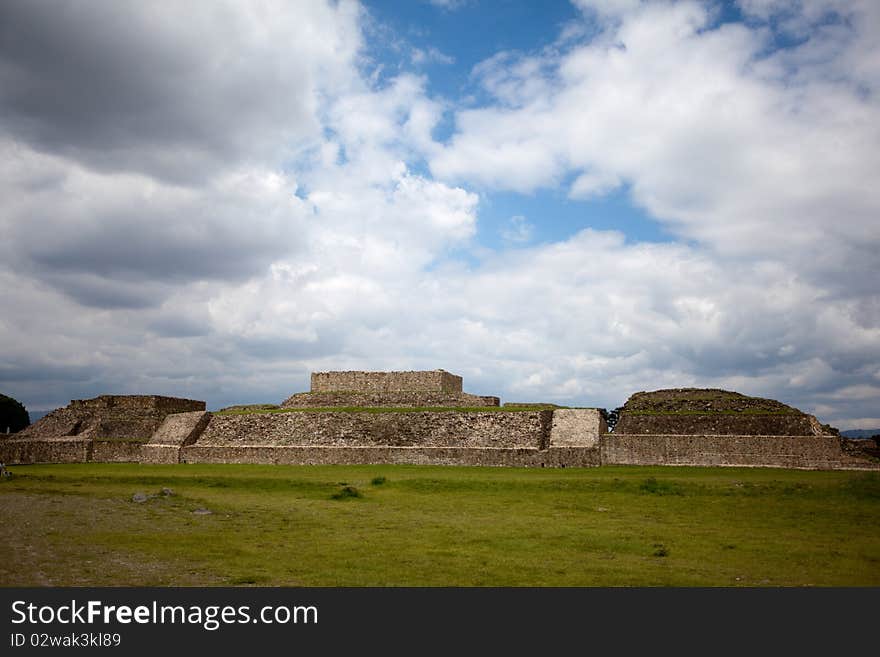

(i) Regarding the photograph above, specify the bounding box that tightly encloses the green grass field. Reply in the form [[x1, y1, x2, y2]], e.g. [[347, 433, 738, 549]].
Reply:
[[1, 463, 878, 586]]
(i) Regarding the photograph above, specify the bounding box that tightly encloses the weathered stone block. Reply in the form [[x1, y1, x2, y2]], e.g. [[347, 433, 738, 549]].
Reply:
[[549, 409, 606, 447], [280, 391, 499, 408], [614, 414, 820, 436], [0, 438, 90, 464], [90, 441, 143, 462], [310, 370, 463, 393], [180, 445, 600, 467], [149, 411, 211, 446], [140, 444, 183, 464]]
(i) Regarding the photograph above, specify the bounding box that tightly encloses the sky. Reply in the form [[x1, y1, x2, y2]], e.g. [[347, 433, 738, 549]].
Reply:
[[1, 0, 878, 429]]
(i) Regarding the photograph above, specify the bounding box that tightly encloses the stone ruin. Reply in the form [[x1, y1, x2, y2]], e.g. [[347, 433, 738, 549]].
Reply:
[[614, 388, 834, 436], [17, 395, 205, 441], [281, 369, 500, 408], [0, 374, 876, 470], [5, 395, 206, 465], [601, 388, 866, 469]]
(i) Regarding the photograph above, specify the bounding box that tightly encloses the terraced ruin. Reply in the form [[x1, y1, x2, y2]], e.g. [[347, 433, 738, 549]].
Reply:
[[1, 372, 876, 470]]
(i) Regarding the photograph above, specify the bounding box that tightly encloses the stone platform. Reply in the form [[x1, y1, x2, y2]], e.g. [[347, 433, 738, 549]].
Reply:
[[1, 378, 876, 470]]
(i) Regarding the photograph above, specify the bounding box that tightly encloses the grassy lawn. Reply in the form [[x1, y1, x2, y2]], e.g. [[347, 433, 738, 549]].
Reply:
[[1, 463, 878, 586]]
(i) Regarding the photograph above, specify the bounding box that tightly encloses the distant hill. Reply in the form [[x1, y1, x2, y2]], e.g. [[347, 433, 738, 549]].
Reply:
[[841, 429, 880, 439]]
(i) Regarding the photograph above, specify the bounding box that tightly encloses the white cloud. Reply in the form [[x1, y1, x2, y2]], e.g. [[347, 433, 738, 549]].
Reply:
[[500, 215, 535, 244], [0, 139, 311, 307], [569, 170, 622, 199], [572, 0, 644, 20], [0, 0, 364, 184], [1, 0, 878, 430], [430, 0, 880, 335], [412, 46, 455, 66]]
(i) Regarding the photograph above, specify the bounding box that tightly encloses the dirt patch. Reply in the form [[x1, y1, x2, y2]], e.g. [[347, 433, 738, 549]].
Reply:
[[0, 492, 222, 586]]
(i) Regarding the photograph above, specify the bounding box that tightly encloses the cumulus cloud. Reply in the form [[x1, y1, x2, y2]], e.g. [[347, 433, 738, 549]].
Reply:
[[0, 0, 480, 410], [1, 0, 878, 431], [0, 0, 362, 183], [0, 141, 309, 307], [424, 0, 880, 427], [431, 0, 880, 280]]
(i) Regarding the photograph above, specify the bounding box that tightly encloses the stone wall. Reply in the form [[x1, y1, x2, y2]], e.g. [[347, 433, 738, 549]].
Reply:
[[601, 433, 864, 469], [171, 407, 607, 467], [549, 409, 607, 447], [139, 410, 212, 464], [0, 438, 91, 464], [310, 370, 463, 393], [614, 414, 820, 436], [0, 437, 143, 464], [140, 444, 183, 464], [89, 441, 144, 463], [149, 411, 211, 446], [181, 445, 600, 467], [280, 391, 499, 408], [198, 410, 552, 449]]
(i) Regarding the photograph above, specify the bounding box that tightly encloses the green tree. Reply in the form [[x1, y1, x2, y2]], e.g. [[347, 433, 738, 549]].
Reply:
[[0, 393, 30, 434]]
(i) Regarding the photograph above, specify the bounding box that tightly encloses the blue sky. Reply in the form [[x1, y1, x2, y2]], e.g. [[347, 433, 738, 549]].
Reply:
[[1, 0, 878, 428], [357, 0, 802, 252], [365, 0, 669, 250]]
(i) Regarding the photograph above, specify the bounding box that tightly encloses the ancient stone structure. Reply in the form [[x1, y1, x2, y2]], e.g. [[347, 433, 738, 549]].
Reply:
[[312, 369, 462, 393], [0, 378, 876, 470], [141, 411, 212, 464], [602, 434, 851, 469], [282, 369, 499, 408], [602, 388, 867, 469], [613, 388, 829, 436], [179, 404, 603, 467], [199, 410, 553, 448], [16, 395, 205, 441], [2, 395, 205, 466]]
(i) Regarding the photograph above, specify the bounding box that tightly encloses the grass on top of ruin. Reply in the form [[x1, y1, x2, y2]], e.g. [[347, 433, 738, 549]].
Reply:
[[1, 463, 878, 587], [623, 409, 801, 416], [214, 404, 569, 415]]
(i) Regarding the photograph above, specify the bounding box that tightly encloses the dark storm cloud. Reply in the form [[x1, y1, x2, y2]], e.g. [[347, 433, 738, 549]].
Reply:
[[28, 210, 293, 297], [0, 1, 333, 308], [0, 0, 316, 183], [147, 314, 212, 339], [236, 333, 345, 360], [37, 273, 165, 309], [0, 173, 305, 307], [0, 360, 98, 384]]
